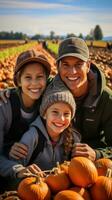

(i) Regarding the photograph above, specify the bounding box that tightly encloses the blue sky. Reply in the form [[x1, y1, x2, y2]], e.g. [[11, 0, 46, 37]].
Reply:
[[0, 0, 112, 36]]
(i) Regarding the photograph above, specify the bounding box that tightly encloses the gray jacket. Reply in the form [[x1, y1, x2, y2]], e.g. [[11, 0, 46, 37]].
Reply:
[[0, 100, 25, 178], [1, 116, 80, 178]]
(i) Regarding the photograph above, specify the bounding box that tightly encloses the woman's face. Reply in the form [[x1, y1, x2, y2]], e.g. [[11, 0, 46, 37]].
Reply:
[[44, 102, 72, 141], [18, 63, 47, 107]]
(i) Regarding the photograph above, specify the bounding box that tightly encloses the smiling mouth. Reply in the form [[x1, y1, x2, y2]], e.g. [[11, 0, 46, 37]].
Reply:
[[67, 77, 80, 81], [53, 122, 65, 127], [30, 89, 40, 93]]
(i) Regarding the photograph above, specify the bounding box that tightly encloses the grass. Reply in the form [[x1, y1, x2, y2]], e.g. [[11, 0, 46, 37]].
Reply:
[[0, 41, 37, 61]]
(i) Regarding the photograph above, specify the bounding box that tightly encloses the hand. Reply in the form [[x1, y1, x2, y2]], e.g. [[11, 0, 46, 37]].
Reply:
[[0, 89, 10, 103], [17, 164, 45, 178], [9, 142, 28, 160], [72, 143, 96, 161]]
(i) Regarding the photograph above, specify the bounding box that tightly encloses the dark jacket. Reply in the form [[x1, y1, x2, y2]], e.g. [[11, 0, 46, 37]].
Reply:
[[72, 63, 112, 159]]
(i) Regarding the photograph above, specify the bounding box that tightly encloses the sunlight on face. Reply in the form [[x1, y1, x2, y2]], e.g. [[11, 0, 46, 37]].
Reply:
[[18, 63, 47, 107], [58, 56, 90, 97], [44, 102, 72, 141]]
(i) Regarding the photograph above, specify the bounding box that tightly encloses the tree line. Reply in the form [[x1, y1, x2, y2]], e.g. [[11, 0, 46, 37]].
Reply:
[[0, 25, 103, 41]]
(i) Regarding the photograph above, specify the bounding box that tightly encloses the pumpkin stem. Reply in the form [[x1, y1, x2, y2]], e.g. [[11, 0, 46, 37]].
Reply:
[[56, 161, 61, 171], [22, 172, 43, 184], [106, 168, 112, 177]]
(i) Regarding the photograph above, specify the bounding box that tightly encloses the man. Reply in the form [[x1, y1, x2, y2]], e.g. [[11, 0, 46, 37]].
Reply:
[[55, 37, 112, 161]]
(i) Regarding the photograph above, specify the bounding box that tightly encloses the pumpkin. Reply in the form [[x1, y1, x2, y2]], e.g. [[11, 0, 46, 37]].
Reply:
[[90, 175, 112, 200], [54, 190, 85, 200], [18, 176, 51, 200], [59, 161, 70, 174], [70, 186, 91, 200], [95, 158, 112, 176], [45, 168, 71, 193], [68, 157, 98, 187]]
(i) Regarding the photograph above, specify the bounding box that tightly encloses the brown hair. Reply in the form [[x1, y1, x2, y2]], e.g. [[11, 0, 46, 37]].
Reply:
[[63, 123, 74, 159]]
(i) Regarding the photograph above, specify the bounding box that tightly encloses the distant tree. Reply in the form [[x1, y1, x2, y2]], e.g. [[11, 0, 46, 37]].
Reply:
[[78, 33, 83, 39], [0, 31, 29, 40], [50, 31, 55, 40], [31, 34, 42, 40], [85, 34, 91, 40], [66, 33, 76, 38], [93, 25, 103, 40]]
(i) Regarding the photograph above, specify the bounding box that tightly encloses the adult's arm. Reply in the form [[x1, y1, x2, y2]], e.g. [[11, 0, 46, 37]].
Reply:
[[0, 99, 12, 152], [0, 88, 15, 103]]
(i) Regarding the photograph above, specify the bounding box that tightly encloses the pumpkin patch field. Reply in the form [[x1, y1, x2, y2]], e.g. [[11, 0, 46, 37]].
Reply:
[[0, 40, 112, 90], [0, 157, 112, 200]]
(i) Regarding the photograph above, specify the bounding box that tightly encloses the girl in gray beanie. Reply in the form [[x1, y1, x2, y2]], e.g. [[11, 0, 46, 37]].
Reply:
[[7, 76, 80, 182]]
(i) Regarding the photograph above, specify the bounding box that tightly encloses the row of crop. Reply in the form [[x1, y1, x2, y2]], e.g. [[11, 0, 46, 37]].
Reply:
[[0, 41, 37, 61]]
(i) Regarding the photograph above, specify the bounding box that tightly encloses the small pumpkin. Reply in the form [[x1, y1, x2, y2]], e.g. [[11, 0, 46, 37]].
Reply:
[[54, 190, 85, 200], [68, 157, 98, 187], [45, 168, 71, 193], [95, 158, 112, 176], [18, 176, 51, 200], [59, 161, 70, 174], [70, 186, 91, 200], [90, 175, 112, 200]]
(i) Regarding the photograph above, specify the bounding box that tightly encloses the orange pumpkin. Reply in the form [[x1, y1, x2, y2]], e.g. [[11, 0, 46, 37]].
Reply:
[[68, 157, 98, 187], [18, 176, 51, 200], [90, 176, 112, 200], [45, 169, 71, 193], [59, 161, 70, 174], [95, 158, 112, 176], [70, 186, 91, 200], [54, 190, 85, 200]]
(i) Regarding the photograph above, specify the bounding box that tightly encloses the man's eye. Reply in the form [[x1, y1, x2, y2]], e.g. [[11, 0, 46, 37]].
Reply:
[[52, 111, 58, 114], [64, 113, 71, 117]]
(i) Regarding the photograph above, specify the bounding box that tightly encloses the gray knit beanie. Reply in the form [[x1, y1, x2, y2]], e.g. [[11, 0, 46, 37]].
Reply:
[[40, 75, 76, 119]]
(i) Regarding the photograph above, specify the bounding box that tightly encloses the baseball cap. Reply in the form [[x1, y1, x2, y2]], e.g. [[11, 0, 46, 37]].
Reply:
[[56, 37, 89, 62]]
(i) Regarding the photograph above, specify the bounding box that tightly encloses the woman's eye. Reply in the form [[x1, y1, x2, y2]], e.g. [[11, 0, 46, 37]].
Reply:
[[36, 75, 44, 79], [62, 63, 69, 68], [25, 76, 31, 79]]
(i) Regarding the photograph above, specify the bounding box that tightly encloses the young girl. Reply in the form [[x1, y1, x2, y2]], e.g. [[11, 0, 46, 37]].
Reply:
[[9, 76, 80, 180], [0, 49, 51, 193]]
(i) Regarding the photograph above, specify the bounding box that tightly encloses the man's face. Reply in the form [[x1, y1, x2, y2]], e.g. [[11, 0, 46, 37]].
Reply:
[[58, 56, 90, 97]]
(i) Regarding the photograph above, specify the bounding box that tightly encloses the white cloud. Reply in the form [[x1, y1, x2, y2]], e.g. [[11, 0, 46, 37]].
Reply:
[[0, 0, 82, 10], [0, 0, 96, 12], [0, 12, 112, 36], [0, 0, 112, 36]]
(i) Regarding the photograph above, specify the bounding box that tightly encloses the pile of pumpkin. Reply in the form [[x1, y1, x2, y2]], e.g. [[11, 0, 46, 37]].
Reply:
[[0, 157, 112, 200]]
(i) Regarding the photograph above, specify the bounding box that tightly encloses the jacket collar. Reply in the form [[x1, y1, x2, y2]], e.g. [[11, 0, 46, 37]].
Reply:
[[83, 62, 106, 108]]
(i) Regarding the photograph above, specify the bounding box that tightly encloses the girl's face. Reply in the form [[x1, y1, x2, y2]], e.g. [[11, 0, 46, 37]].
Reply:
[[44, 102, 72, 141], [18, 63, 47, 107]]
